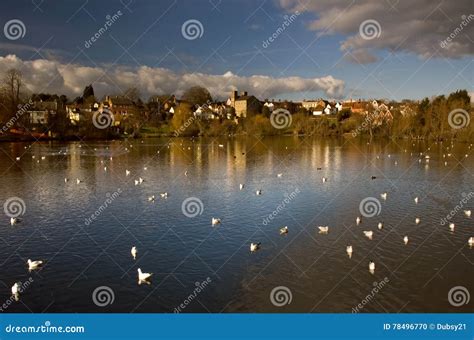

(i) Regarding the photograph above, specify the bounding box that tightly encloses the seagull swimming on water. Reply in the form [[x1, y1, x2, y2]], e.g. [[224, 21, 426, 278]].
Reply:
[[131, 246, 137, 260], [465, 210, 472, 217], [363, 231, 373, 240], [11, 282, 20, 301], [137, 268, 152, 283], [377, 222, 383, 230], [369, 261, 375, 274], [318, 226, 329, 234], [239, 184, 244, 190], [449, 223, 455, 232], [415, 217, 420, 225], [381, 192, 387, 200], [211, 218, 221, 226], [27, 259, 43, 271], [346, 245, 353, 258], [356, 217, 361, 225], [403, 236, 409, 245], [468, 237, 474, 247], [250, 242, 261, 252], [279, 226, 288, 235], [414, 197, 419, 204]]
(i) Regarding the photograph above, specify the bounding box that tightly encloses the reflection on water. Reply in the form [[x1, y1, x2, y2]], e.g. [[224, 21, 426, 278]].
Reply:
[[0, 137, 473, 313]]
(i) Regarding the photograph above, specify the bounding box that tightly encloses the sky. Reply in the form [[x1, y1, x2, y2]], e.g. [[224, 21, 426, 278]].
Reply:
[[0, 0, 472, 102]]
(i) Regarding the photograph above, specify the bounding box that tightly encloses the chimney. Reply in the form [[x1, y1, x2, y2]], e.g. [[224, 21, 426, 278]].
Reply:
[[241, 91, 248, 97]]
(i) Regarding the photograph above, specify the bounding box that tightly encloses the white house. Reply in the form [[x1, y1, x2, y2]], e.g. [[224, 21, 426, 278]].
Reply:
[[335, 102, 342, 111], [264, 102, 275, 112], [324, 104, 332, 115]]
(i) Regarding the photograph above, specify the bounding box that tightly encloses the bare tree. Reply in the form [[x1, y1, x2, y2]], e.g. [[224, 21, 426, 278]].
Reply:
[[3, 68, 23, 116]]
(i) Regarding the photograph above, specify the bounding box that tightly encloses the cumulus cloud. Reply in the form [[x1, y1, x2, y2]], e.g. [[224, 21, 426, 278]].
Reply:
[[0, 54, 345, 100], [280, 0, 474, 63]]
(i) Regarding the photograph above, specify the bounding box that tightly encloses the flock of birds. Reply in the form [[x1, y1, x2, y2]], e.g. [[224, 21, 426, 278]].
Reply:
[[6, 140, 474, 300]]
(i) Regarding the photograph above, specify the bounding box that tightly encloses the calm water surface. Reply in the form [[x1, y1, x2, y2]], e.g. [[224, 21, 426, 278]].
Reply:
[[0, 137, 473, 312]]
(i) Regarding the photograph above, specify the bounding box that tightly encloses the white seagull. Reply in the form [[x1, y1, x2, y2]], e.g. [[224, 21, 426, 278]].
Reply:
[[415, 217, 421, 225], [356, 217, 361, 225], [464, 210, 472, 217], [137, 268, 152, 283], [403, 236, 409, 245], [449, 223, 455, 232], [211, 218, 221, 226], [322, 177, 327, 183], [468, 237, 474, 247], [279, 226, 288, 235], [381, 192, 388, 200], [377, 222, 383, 230], [256, 189, 262, 196], [125, 170, 131, 176], [239, 184, 244, 190], [414, 197, 419, 204], [346, 245, 353, 258], [160, 192, 168, 198], [250, 242, 261, 252], [11, 282, 20, 301], [363, 231, 373, 240], [76, 178, 81, 184], [318, 226, 329, 234], [10, 217, 20, 226], [131, 246, 137, 260], [148, 195, 155, 202], [277, 173, 283, 178], [369, 261, 375, 274], [27, 259, 43, 271]]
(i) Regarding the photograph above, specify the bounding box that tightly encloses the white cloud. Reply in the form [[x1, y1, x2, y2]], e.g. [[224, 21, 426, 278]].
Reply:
[[0, 54, 345, 100], [280, 0, 474, 63]]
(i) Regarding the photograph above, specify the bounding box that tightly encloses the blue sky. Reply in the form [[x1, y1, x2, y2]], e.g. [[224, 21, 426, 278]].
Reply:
[[0, 0, 472, 101]]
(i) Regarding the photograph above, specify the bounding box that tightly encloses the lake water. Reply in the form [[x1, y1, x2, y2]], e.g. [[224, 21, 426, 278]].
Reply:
[[0, 137, 473, 313]]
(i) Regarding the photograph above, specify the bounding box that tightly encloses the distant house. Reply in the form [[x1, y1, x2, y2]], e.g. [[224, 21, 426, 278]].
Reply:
[[27, 101, 58, 125], [312, 105, 325, 116], [324, 104, 332, 115], [335, 102, 342, 111], [264, 102, 275, 112], [302, 99, 326, 111], [103, 95, 136, 116], [230, 90, 262, 118], [343, 100, 369, 114]]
